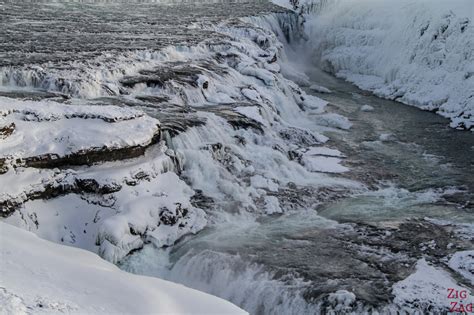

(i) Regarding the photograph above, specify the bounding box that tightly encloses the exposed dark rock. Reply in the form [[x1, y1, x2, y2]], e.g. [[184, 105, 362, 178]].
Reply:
[[135, 95, 170, 104], [159, 203, 190, 226], [0, 123, 15, 139], [190, 189, 214, 209], [278, 127, 323, 146], [75, 178, 122, 194], [120, 63, 203, 88], [0, 90, 70, 101], [20, 129, 160, 169]]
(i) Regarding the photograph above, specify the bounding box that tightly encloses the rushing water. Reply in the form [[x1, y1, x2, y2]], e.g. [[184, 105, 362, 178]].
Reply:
[[1, 0, 472, 313], [0, 0, 283, 66], [305, 67, 474, 223], [121, 62, 474, 313]]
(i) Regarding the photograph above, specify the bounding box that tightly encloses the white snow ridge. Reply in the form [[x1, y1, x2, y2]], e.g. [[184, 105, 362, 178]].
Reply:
[[0, 222, 246, 315]]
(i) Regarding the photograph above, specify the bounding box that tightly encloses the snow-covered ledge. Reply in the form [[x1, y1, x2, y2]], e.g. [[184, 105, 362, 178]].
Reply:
[[0, 222, 247, 315]]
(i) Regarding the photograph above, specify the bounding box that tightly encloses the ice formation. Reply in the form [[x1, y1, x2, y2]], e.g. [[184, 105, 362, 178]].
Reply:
[[299, 0, 474, 130]]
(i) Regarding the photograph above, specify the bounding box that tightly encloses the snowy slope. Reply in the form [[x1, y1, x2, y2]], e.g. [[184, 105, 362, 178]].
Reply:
[[296, 0, 474, 130], [0, 222, 246, 315]]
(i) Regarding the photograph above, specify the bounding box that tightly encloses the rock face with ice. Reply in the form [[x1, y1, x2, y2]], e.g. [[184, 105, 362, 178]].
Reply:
[[300, 0, 474, 130]]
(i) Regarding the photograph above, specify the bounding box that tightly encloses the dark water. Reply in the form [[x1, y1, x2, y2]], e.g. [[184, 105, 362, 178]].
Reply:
[[305, 67, 474, 223]]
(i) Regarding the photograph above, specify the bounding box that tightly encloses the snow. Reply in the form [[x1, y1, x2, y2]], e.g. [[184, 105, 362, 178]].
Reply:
[[378, 133, 396, 142], [309, 84, 332, 94], [241, 88, 262, 102], [360, 104, 374, 112], [449, 250, 474, 285], [97, 172, 207, 263], [0, 97, 159, 161], [0, 222, 246, 315], [296, 146, 347, 173], [250, 175, 279, 192], [301, 155, 348, 173], [392, 258, 474, 312], [311, 112, 352, 130], [235, 106, 268, 127], [302, 0, 474, 130]]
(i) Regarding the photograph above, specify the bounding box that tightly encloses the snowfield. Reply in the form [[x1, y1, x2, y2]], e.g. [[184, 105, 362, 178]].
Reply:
[[299, 0, 474, 130], [0, 222, 247, 315]]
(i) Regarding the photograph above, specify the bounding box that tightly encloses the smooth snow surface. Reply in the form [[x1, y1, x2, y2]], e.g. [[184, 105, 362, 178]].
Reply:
[[301, 0, 474, 130], [0, 222, 246, 315]]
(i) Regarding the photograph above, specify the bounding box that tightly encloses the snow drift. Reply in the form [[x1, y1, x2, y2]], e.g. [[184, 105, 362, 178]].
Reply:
[[299, 0, 474, 130], [0, 222, 246, 315]]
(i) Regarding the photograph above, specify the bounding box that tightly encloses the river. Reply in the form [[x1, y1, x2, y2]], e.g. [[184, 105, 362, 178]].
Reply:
[[120, 46, 474, 314]]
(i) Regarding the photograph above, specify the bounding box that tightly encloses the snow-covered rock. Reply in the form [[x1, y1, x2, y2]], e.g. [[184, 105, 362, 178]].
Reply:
[[392, 258, 474, 313], [0, 97, 160, 164], [360, 105, 374, 112], [0, 4, 358, 274], [449, 250, 474, 285], [3, 149, 206, 263], [309, 84, 332, 94]]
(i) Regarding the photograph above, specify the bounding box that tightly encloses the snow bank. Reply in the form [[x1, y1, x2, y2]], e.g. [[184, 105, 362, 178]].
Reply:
[[302, 0, 474, 130], [0, 97, 159, 162], [392, 258, 474, 313], [0, 222, 246, 315], [449, 250, 474, 285]]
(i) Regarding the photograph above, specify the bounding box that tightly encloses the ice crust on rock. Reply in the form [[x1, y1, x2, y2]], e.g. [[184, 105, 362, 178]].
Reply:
[[360, 104, 374, 112]]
